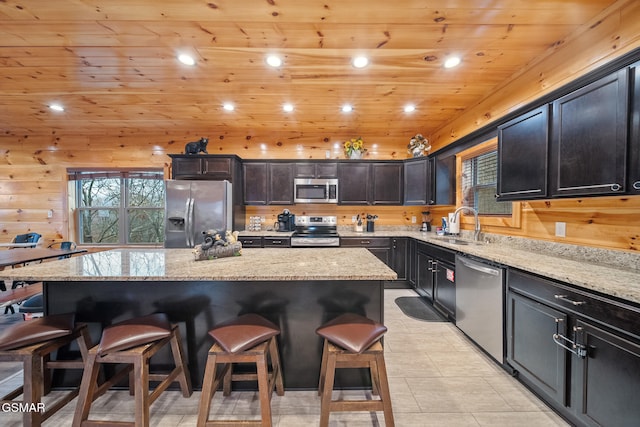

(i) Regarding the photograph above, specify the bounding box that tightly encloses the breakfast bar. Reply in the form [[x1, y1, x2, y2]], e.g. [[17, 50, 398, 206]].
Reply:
[[0, 247, 397, 389]]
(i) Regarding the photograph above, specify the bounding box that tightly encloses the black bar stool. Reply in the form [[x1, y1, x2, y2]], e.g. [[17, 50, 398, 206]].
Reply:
[[197, 313, 284, 427], [0, 313, 91, 427], [72, 313, 192, 427], [316, 313, 394, 427]]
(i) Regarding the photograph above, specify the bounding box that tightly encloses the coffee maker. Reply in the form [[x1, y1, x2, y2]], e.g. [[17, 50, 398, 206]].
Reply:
[[276, 209, 295, 232]]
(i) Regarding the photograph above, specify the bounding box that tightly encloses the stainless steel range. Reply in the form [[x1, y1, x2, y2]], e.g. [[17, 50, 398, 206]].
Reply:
[[290, 215, 340, 247]]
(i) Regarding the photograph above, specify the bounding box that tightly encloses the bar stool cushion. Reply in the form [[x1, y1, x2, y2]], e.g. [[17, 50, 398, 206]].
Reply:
[[208, 313, 280, 354], [97, 313, 172, 355], [0, 313, 75, 351], [316, 313, 387, 354]]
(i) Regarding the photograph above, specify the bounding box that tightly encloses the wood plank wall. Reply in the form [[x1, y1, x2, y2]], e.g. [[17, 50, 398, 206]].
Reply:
[[1, 0, 639, 253]]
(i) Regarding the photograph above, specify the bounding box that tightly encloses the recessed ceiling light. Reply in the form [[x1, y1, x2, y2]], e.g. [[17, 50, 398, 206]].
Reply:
[[222, 103, 235, 111], [352, 56, 369, 69], [266, 55, 283, 68], [444, 56, 461, 68], [49, 104, 64, 112], [177, 54, 196, 66], [282, 103, 294, 112], [341, 104, 353, 113], [404, 105, 416, 113]]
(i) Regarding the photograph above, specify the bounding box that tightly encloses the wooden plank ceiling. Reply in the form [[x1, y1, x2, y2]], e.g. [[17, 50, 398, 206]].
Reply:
[[0, 0, 619, 138]]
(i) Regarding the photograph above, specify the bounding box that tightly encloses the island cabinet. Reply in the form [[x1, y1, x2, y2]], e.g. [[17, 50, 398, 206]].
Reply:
[[170, 154, 241, 181], [629, 61, 640, 194], [497, 105, 549, 200], [403, 157, 433, 205], [338, 161, 403, 205], [411, 241, 456, 320], [294, 162, 338, 178], [550, 68, 629, 197], [242, 161, 294, 205], [506, 269, 640, 426], [340, 237, 408, 288]]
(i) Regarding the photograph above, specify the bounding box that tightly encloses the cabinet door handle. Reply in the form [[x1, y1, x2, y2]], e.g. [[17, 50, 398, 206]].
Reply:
[[271, 240, 282, 244], [360, 240, 370, 245], [634, 181, 640, 190], [610, 183, 622, 191], [554, 294, 585, 306]]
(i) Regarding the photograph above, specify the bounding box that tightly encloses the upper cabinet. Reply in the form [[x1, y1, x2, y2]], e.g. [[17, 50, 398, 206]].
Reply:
[[170, 155, 240, 181], [550, 69, 629, 197], [433, 155, 456, 205], [497, 105, 549, 200], [338, 161, 403, 205], [629, 61, 640, 194], [242, 161, 294, 205], [294, 162, 338, 179], [404, 157, 433, 205]]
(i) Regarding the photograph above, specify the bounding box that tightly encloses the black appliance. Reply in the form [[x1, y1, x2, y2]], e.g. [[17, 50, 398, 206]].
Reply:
[[276, 209, 296, 232], [290, 215, 340, 247]]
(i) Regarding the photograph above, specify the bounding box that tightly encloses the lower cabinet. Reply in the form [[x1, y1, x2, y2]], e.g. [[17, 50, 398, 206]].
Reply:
[[507, 269, 640, 426], [238, 236, 292, 248], [340, 237, 407, 288], [413, 242, 456, 320]]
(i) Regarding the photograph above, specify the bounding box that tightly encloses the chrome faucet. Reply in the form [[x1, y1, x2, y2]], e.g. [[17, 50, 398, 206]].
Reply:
[[451, 206, 481, 241]]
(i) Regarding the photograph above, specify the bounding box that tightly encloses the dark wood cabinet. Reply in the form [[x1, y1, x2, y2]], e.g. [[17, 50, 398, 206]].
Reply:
[[237, 236, 263, 248], [242, 162, 268, 205], [506, 288, 568, 406], [506, 268, 640, 426], [550, 69, 629, 197], [433, 259, 456, 321], [390, 238, 408, 283], [415, 249, 434, 300], [497, 105, 550, 200], [404, 157, 433, 205], [294, 162, 338, 178], [338, 161, 403, 205], [433, 155, 456, 205], [268, 163, 294, 205], [242, 162, 293, 205], [170, 155, 239, 180], [340, 237, 407, 288], [338, 162, 371, 205], [629, 61, 640, 194], [263, 236, 291, 247]]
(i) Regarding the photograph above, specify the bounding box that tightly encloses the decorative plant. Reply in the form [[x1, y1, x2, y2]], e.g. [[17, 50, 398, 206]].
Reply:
[[407, 133, 430, 157], [344, 137, 367, 158]]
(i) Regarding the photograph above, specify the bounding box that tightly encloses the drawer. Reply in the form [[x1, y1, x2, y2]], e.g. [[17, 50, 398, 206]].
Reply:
[[340, 237, 390, 248], [263, 237, 290, 247], [508, 269, 640, 339], [238, 237, 262, 248]]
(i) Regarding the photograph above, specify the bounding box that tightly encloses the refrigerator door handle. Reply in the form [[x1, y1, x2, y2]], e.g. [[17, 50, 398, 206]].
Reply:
[[187, 197, 195, 247]]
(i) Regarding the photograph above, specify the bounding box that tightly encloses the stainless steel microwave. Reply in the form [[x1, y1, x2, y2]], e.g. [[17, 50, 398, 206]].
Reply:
[[294, 178, 338, 203]]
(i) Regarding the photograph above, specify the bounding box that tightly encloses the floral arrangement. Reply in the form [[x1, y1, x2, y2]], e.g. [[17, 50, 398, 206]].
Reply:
[[344, 137, 367, 159], [407, 133, 431, 157]]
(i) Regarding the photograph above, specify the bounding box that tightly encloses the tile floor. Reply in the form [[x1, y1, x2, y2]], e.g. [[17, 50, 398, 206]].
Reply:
[[0, 289, 569, 426]]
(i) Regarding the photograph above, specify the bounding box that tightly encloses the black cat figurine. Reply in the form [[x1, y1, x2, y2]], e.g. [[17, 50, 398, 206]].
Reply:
[[185, 137, 208, 155]]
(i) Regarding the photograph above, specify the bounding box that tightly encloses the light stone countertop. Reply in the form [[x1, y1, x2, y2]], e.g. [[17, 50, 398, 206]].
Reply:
[[240, 229, 640, 305], [0, 247, 397, 282]]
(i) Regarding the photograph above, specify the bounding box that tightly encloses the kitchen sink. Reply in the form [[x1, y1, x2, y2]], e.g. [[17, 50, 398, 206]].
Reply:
[[433, 237, 483, 246]]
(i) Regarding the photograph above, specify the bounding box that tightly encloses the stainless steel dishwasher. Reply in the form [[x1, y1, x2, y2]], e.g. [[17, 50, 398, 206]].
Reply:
[[455, 254, 505, 363]]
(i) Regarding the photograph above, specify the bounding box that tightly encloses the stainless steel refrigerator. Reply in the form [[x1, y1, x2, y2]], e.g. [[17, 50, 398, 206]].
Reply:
[[164, 180, 232, 248]]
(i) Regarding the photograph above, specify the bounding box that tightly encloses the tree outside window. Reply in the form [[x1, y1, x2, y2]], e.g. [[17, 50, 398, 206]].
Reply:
[[71, 170, 165, 245]]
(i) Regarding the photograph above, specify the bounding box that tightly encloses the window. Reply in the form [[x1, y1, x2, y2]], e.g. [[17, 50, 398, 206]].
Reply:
[[456, 138, 521, 230], [69, 169, 165, 245], [461, 150, 512, 216]]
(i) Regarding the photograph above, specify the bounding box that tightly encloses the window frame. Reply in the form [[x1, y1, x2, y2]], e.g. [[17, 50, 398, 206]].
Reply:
[[69, 168, 165, 246], [456, 138, 522, 230]]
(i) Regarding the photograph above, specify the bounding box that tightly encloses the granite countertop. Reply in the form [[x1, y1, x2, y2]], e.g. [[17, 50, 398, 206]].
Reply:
[[240, 228, 640, 305], [0, 247, 397, 282]]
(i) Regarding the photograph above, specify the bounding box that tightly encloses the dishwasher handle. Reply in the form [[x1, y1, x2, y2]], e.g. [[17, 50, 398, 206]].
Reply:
[[458, 257, 501, 276]]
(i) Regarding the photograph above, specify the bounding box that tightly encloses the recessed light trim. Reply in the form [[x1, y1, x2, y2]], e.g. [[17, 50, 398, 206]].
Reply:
[[266, 55, 283, 68], [49, 104, 65, 112], [282, 103, 294, 112], [222, 103, 235, 111], [404, 104, 416, 113], [177, 54, 196, 66], [352, 56, 369, 69], [444, 56, 461, 68], [341, 104, 353, 113]]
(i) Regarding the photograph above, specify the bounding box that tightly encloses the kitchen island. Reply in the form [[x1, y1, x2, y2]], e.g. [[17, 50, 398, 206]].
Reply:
[[0, 247, 396, 389]]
